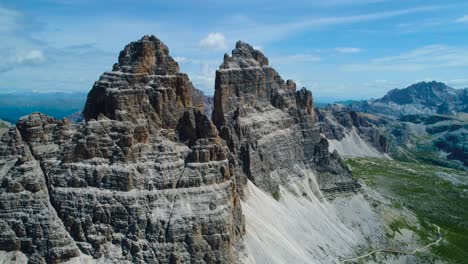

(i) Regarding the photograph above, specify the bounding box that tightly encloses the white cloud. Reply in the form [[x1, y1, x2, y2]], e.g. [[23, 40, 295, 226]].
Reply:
[[17, 50, 45, 64], [199, 32, 227, 51], [446, 78, 468, 87], [188, 62, 218, 94], [0, 49, 46, 73], [253, 45, 263, 51], [228, 5, 446, 44], [456, 15, 468, 23], [334, 47, 362, 53], [341, 45, 468, 72], [174, 56, 188, 64]]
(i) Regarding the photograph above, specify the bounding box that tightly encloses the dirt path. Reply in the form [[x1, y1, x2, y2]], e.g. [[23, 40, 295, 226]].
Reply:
[[338, 225, 442, 263]]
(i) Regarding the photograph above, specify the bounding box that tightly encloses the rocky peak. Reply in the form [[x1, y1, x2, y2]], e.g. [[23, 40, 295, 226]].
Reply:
[[212, 40, 354, 194], [0, 36, 360, 263], [381, 81, 453, 106], [213, 41, 302, 127], [220, 41, 269, 69], [113, 35, 180, 75], [83, 36, 203, 128], [351, 81, 467, 118]]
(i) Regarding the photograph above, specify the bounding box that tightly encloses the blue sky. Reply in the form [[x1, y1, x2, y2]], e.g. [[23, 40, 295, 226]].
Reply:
[[1, 0, 468, 101]]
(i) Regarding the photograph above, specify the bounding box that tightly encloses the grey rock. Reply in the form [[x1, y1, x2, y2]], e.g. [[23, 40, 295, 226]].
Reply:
[[351, 81, 468, 118], [212, 41, 357, 196], [0, 36, 359, 263], [316, 104, 389, 153]]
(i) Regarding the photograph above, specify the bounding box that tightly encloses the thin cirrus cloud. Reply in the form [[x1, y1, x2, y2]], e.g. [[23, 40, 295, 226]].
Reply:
[[334, 47, 363, 53], [341, 45, 468, 72], [199, 32, 227, 52], [455, 15, 468, 23], [0, 6, 23, 33], [0, 49, 46, 73]]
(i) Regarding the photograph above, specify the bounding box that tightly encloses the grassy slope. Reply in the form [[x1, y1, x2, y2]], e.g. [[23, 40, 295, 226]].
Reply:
[[346, 158, 468, 263]]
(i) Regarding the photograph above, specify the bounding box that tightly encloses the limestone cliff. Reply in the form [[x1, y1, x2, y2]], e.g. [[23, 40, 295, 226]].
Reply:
[[0, 36, 358, 263], [212, 41, 357, 196]]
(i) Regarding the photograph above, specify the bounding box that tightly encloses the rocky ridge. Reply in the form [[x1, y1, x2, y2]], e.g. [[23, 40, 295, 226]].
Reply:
[[212, 41, 356, 195], [316, 104, 389, 157], [351, 81, 468, 118], [0, 36, 358, 263]]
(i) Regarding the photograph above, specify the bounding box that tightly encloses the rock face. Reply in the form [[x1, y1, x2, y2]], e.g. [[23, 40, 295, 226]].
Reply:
[[0, 36, 358, 263], [212, 41, 356, 195], [83, 35, 204, 128], [316, 104, 389, 156], [351, 81, 468, 118], [1, 36, 243, 264]]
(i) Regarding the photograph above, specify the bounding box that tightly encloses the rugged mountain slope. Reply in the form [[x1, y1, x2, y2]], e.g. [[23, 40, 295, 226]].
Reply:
[[351, 81, 467, 118], [388, 113, 468, 167], [1, 36, 243, 263], [0, 36, 435, 264], [212, 41, 357, 196], [316, 104, 388, 158]]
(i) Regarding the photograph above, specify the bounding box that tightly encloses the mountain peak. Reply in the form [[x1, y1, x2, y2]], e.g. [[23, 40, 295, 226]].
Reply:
[[220, 41, 268, 69], [406, 81, 449, 91], [83, 35, 200, 125], [112, 34, 180, 75]]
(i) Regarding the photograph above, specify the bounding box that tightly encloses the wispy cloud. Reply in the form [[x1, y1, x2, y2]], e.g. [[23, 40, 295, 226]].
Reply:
[[455, 15, 468, 23], [228, 5, 447, 45], [334, 47, 362, 53], [0, 49, 46, 73], [199, 32, 227, 52], [174, 56, 189, 64], [0, 6, 28, 33], [271, 54, 321, 64], [190, 62, 217, 94], [341, 45, 468, 72]]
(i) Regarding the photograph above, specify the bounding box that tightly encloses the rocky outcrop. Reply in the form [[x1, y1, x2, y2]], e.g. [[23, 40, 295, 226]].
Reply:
[[351, 81, 468, 118], [0, 36, 358, 263], [83, 35, 204, 128], [1, 36, 243, 263], [316, 104, 389, 155], [212, 41, 356, 195]]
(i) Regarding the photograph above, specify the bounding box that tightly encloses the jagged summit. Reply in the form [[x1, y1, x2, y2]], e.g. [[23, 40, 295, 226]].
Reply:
[[220, 41, 269, 69], [380, 81, 453, 105], [83, 35, 203, 127], [113, 35, 180, 75], [0, 35, 361, 264]]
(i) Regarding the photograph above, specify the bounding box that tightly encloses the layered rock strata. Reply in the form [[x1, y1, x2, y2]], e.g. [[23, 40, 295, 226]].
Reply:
[[1, 36, 243, 263], [316, 104, 389, 156], [212, 41, 357, 196], [0, 36, 358, 263]]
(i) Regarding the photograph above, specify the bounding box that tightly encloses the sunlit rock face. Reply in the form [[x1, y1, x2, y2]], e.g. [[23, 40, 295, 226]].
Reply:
[[212, 41, 357, 196], [1, 35, 243, 263], [0, 36, 360, 263], [83, 35, 204, 128]]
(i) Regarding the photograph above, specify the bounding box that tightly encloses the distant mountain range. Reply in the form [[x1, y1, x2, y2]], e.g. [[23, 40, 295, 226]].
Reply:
[[0, 92, 87, 123], [329, 81, 467, 168], [348, 81, 467, 118]]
